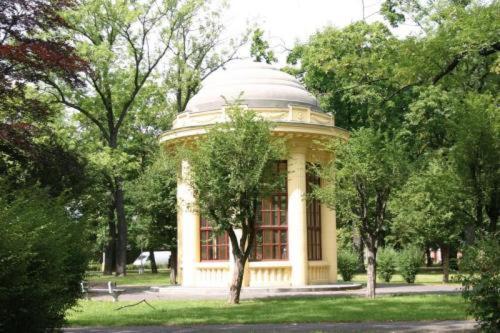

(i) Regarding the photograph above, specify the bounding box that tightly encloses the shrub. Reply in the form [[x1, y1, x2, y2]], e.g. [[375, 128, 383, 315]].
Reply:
[[397, 245, 423, 283], [338, 248, 359, 282], [377, 247, 397, 282], [458, 235, 500, 332], [0, 190, 89, 332]]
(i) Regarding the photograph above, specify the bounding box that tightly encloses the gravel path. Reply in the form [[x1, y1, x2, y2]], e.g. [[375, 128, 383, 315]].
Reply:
[[89, 283, 461, 301], [65, 320, 477, 332]]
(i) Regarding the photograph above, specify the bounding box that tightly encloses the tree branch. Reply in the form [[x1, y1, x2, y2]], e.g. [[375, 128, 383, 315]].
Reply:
[[432, 41, 500, 85], [45, 78, 110, 142]]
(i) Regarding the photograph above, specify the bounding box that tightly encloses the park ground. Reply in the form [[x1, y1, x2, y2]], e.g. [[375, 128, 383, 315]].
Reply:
[[85, 268, 460, 287], [67, 269, 470, 329]]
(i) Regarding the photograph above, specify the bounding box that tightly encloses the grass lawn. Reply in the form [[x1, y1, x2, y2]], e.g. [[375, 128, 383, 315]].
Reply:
[[85, 270, 171, 286], [67, 294, 468, 327]]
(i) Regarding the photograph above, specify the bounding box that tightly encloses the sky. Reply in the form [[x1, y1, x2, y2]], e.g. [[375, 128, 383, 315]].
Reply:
[[223, 0, 418, 64]]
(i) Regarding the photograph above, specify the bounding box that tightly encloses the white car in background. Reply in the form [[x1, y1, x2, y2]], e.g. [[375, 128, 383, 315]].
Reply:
[[132, 251, 171, 273]]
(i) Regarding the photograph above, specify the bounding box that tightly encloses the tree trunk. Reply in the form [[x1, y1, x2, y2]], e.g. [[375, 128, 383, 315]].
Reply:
[[229, 254, 246, 304], [425, 247, 432, 267], [354, 236, 365, 273], [365, 244, 377, 299], [149, 250, 158, 274], [486, 184, 498, 233], [169, 248, 177, 285], [441, 243, 450, 283], [103, 204, 116, 275], [464, 224, 476, 245], [114, 178, 128, 276]]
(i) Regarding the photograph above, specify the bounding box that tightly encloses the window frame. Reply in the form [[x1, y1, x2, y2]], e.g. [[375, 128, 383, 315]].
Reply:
[[251, 161, 289, 261], [306, 164, 322, 261], [200, 217, 229, 261]]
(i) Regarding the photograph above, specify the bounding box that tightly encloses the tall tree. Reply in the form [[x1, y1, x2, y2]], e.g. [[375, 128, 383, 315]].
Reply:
[[315, 129, 408, 298], [286, 22, 407, 132], [127, 150, 177, 277], [165, 0, 248, 113], [391, 158, 467, 282], [450, 93, 499, 240], [0, 0, 88, 196], [45, 0, 198, 275], [187, 107, 284, 304]]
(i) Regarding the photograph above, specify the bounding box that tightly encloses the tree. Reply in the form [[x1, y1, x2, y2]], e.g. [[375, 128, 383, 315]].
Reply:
[[128, 150, 177, 278], [458, 234, 500, 332], [286, 22, 407, 132], [315, 129, 408, 298], [450, 93, 499, 240], [186, 107, 284, 304], [0, 0, 88, 197], [45, 0, 200, 275], [0, 188, 89, 332], [289, 0, 499, 258], [165, 0, 248, 113], [250, 28, 276, 64], [391, 158, 467, 282], [0, 0, 87, 115]]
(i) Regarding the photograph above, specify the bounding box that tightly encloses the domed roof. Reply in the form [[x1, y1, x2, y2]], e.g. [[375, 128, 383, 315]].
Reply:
[[184, 60, 320, 113]]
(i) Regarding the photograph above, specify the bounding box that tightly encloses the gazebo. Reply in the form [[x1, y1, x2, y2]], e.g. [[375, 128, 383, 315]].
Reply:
[[160, 61, 348, 287]]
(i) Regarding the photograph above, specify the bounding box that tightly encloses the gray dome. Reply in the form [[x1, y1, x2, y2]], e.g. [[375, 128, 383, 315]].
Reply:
[[184, 60, 320, 113]]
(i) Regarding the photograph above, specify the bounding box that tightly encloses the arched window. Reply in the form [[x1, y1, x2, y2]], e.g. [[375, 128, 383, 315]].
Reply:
[[200, 218, 229, 261], [307, 164, 322, 260], [252, 161, 288, 261]]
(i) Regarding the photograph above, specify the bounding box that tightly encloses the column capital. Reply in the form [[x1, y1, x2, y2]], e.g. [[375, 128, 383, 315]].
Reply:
[[287, 139, 309, 154]]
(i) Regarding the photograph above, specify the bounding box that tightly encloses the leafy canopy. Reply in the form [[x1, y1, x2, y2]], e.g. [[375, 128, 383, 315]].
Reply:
[[187, 106, 285, 232]]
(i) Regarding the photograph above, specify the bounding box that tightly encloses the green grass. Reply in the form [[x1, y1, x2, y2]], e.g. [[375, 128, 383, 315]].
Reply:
[[346, 272, 460, 285], [67, 294, 468, 326], [84, 270, 457, 287], [85, 270, 171, 286]]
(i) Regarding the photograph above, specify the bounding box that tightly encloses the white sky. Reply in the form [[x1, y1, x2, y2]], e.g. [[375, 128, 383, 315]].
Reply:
[[224, 0, 419, 64]]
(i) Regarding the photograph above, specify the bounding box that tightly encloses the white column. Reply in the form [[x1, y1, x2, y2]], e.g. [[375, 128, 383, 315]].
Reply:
[[287, 146, 308, 286], [177, 160, 200, 286]]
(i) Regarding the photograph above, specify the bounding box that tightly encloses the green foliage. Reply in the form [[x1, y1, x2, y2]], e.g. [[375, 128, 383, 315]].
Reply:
[[377, 247, 398, 282], [127, 150, 177, 251], [397, 245, 423, 283], [450, 93, 499, 233], [165, 0, 248, 113], [250, 28, 277, 64], [315, 128, 408, 296], [0, 189, 89, 332], [187, 106, 285, 233], [287, 22, 405, 131], [458, 235, 500, 332], [337, 248, 359, 282], [186, 105, 285, 302], [337, 227, 356, 250], [316, 128, 408, 240], [390, 157, 466, 247]]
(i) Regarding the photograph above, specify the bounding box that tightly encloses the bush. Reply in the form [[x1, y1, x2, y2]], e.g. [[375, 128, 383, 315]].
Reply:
[[397, 245, 423, 283], [0, 190, 89, 332], [377, 247, 397, 282], [338, 248, 359, 282], [458, 235, 500, 332]]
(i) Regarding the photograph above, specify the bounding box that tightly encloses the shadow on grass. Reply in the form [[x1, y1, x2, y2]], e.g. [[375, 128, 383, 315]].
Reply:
[[67, 294, 468, 327]]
